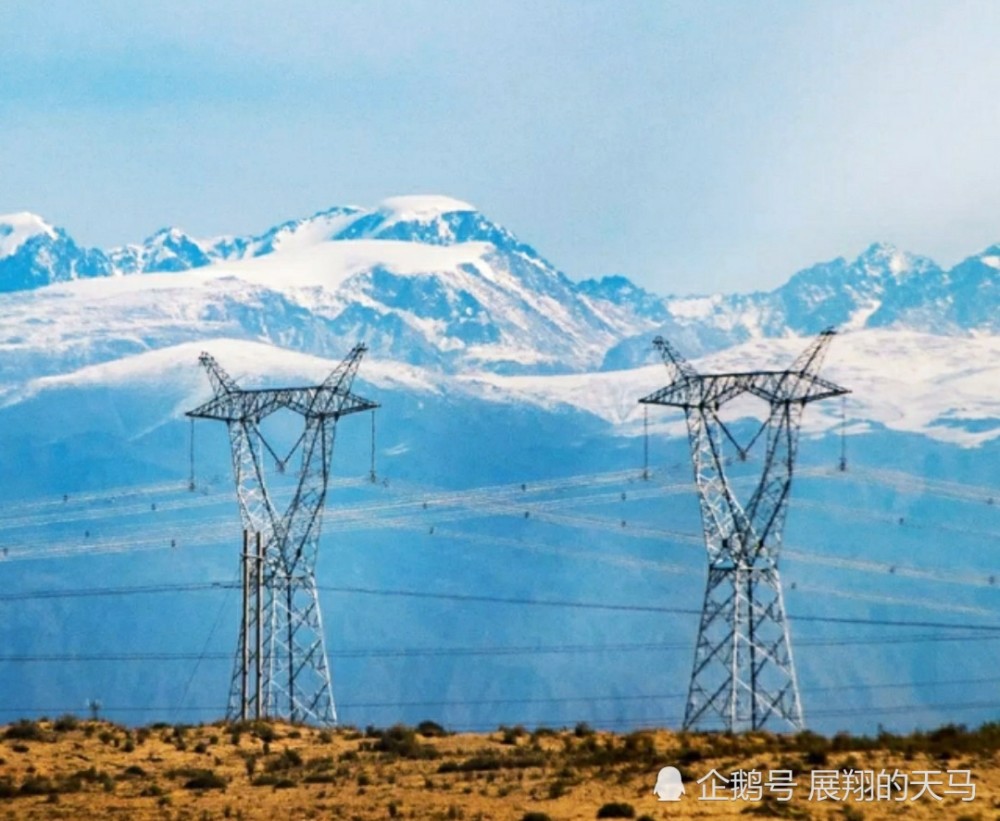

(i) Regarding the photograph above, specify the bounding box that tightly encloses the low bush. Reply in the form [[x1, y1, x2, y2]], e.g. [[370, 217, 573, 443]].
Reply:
[[264, 748, 303, 773], [417, 720, 448, 738], [19, 775, 56, 796], [53, 714, 79, 732], [438, 751, 545, 774], [184, 770, 227, 790], [373, 725, 439, 760], [596, 803, 635, 819], [4, 720, 44, 742]]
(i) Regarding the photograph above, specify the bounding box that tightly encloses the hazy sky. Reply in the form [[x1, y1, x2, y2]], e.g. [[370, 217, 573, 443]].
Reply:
[[2, 1, 1000, 294]]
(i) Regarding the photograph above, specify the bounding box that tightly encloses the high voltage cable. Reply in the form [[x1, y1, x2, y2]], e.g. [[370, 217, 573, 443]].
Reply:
[[314, 585, 1000, 631], [792, 582, 998, 618], [3, 701, 999, 729], [15, 502, 974, 606], [3, 676, 1000, 716], [3, 469, 1000, 607], [0, 481, 188, 518], [326, 675, 1000, 709], [3, 580, 1000, 632], [1, 633, 996, 664], [405, 700, 1000, 732], [0, 582, 227, 601], [2, 461, 999, 538]]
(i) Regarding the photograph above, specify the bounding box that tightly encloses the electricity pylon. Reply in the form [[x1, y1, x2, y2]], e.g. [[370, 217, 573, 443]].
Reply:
[[640, 330, 848, 732], [187, 344, 378, 726]]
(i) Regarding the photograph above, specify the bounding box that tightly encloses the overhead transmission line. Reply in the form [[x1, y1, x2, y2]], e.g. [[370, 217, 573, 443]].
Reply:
[[2, 631, 999, 665], [3, 580, 1000, 634], [3, 466, 1000, 604]]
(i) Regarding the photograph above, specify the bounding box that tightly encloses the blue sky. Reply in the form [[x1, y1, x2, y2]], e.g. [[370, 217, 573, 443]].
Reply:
[[2, 1, 1000, 293]]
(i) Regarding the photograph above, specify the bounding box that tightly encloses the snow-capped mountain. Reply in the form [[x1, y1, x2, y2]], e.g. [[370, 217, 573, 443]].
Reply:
[[0, 197, 662, 374], [0, 196, 551, 284], [0, 212, 114, 291], [600, 241, 1000, 368], [9, 200, 1000, 379]]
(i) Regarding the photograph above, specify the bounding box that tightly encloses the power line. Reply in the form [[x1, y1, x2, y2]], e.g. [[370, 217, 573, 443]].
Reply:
[[5, 484, 998, 601], [2, 461, 999, 546], [316, 585, 1000, 632], [3, 579, 1000, 633], [0, 582, 227, 601], [4, 633, 995, 664], [4, 680, 1000, 718], [2, 465, 1000, 601]]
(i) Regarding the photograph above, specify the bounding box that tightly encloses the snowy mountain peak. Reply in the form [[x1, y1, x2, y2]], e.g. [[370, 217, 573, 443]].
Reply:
[[972, 244, 1000, 269], [376, 195, 477, 223], [856, 242, 913, 278], [146, 226, 188, 243], [326, 195, 538, 256], [0, 212, 58, 258]]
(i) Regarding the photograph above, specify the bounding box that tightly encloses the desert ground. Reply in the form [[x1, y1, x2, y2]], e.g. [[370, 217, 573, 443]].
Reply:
[[0, 717, 996, 820]]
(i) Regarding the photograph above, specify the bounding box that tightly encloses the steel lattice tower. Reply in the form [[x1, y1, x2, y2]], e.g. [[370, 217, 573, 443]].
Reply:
[[187, 344, 378, 726], [639, 330, 848, 732]]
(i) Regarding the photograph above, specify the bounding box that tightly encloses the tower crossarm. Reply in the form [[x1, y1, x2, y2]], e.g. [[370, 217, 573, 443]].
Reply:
[[639, 374, 747, 408], [186, 387, 309, 422], [744, 372, 849, 405], [640, 371, 847, 410], [187, 344, 378, 423], [291, 388, 378, 420], [186, 386, 378, 422]]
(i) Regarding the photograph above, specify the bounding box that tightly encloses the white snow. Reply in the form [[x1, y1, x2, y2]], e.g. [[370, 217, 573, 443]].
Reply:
[[259, 211, 362, 254], [13, 338, 444, 412], [454, 330, 1000, 447], [4, 202, 1000, 451], [0, 212, 58, 257], [842, 299, 882, 331], [666, 295, 719, 320], [7, 318, 1000, 449], [888, 249, 910, 277], [0, 220, 625, 377], [376, 195, 476, 224], [28, 238, 494, 298]]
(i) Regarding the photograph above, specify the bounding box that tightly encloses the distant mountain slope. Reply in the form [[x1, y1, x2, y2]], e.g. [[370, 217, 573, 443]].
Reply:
[[3, 198, 1000, 377], [0, 198, 667, 375], [600, 242, 1000, 367]]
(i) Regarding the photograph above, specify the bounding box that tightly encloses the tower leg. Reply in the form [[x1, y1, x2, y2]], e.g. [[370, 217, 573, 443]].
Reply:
[[684, 562, 802, 731]]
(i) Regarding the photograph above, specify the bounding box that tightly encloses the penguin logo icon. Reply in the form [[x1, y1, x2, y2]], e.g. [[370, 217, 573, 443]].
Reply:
[[653, 766, 685, 801]]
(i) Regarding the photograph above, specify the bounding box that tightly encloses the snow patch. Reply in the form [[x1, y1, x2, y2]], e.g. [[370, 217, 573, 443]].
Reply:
[[888, 250, 909, 277], [16, 338, 444, 411], [0, 212, 58, 257], [666, 296, 718, 320], [376, 195, 477, 224], [455, 330, 1000, 448]]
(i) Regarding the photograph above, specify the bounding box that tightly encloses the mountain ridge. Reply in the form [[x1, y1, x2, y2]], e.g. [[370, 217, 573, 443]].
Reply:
[[3, 199, 1000, 379]]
